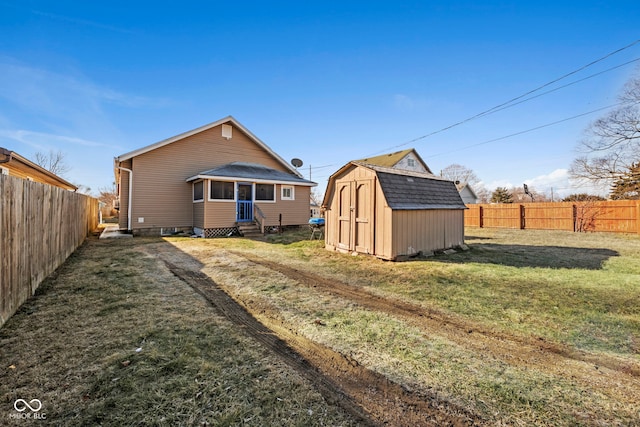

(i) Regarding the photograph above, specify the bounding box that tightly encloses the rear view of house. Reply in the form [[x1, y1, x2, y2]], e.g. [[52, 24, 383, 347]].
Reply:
[[323, 153, 466, 260], [114, 116, 315, 236]]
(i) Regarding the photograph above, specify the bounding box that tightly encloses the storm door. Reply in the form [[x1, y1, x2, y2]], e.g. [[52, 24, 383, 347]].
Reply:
[[236, 183, 253, 222]]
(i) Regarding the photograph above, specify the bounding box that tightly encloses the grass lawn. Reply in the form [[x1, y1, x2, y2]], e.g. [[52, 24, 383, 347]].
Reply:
[[165, 227, 640, 425], [1, 227, 638, 425], [0, 237, 359, 426]]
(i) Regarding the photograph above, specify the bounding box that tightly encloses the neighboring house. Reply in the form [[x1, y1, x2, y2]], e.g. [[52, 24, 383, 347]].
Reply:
[[458, 183, 478, 204], [0, 147, 77, 191], [310, 200, 321, 218], [114, 116, 316, 237], [356, 148, 433, 174], [323, 161, 466, 260]]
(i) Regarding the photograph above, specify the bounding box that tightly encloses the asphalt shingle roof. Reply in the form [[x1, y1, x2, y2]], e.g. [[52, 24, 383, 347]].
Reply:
[[365, 164, 466, 210], [192, 162, 315, 185]]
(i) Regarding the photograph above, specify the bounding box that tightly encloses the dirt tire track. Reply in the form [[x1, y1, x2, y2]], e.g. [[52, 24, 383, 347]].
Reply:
[[160, 258, 484, 427], [232, 252, 640, 394]]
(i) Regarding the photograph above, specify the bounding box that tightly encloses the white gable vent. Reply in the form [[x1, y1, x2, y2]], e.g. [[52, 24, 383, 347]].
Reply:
[[222, 124, 233, 140]]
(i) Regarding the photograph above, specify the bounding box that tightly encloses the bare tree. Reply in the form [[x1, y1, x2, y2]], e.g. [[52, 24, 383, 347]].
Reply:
[[510, 185, 550, 202], [440, 163, 490, 202], [440, 164, 480, 186], [34, 149, 71, 177], [570, 72, 640, 184], [98, 183, 118, 217]]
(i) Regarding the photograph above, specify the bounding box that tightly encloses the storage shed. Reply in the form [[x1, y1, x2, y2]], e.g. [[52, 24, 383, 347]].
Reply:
[[322, 161, 467, 260]]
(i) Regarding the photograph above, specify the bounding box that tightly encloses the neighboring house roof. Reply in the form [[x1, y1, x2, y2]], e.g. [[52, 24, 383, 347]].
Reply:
[[457, 183, 478, 201], [324, 161, 466, 210], [356, 148, 433, 174], [115, 115, 303, 178], [186, 162, 316, 186], [0, 147, 77, 191]]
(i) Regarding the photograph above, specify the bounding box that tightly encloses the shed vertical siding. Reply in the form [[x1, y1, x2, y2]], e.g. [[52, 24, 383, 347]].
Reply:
[[324, 165, 378, 253], [324, 162, 465, 261], [391, 210, 464, 259]]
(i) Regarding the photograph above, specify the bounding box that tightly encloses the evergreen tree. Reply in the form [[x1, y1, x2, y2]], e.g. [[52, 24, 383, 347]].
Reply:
[[610, 162, 640, 200], [490, 187, 513, 203]]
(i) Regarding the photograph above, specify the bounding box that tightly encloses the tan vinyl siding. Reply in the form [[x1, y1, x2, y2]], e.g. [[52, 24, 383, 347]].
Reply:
[[203, 201, 236, 228], [193, 201, 205, 228], [125, 123, 287, 231], [255, 185, 311, 226]]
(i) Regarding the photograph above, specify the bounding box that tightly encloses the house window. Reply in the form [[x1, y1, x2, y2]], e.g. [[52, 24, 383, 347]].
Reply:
[[281, 185, 295, 201], [255, 184, 275, 201], [210, 180, 234, 200], [407, 158, 415, 167], [0, 166, 8, 175], [193, 181, 204, 202]]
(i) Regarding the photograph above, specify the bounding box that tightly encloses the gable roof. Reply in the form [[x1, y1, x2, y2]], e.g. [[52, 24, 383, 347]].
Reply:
[[115, 116, 302, 178], [323, 161, 466, 210], [356, 148, 432, 174], [186, 162, 316, 186], [457, 183, 478, 199], [1, 147, 77, 191]]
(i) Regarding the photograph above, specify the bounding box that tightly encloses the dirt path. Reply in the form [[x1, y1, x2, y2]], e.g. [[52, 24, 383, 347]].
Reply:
[[233, 252, 640, 399], [156, 255, 483, 426], [149, 242, 639, 424]]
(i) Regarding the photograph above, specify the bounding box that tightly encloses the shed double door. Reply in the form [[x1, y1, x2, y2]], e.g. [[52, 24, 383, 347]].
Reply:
[[337, 179, 372, 253]]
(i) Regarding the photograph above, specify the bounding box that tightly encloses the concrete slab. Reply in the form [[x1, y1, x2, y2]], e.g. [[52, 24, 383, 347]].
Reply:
[[99, 225, 133, 239]]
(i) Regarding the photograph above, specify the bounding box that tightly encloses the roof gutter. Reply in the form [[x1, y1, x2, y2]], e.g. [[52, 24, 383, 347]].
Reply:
[[115, 166, 133, 232]]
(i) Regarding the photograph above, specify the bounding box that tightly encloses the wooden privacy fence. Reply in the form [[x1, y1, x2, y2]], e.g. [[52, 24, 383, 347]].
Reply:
[[465, 200, 640, 234], [0, 175, 99, 328]]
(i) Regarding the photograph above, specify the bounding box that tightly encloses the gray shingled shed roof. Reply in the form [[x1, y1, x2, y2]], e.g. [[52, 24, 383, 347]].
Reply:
[[363, 163, 467, 210], [186, 162, 316, 186]]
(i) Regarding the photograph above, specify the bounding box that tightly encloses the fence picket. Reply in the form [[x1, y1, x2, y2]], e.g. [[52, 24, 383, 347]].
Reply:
[[465, 200, 639, 234], [0, 175, 98, 328]]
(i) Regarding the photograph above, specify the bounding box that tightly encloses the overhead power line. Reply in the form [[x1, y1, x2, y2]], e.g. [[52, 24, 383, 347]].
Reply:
[[425, 100, 640, 158], [367, 38, 640, 156]]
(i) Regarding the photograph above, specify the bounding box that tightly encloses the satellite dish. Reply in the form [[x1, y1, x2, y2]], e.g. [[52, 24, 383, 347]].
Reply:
[[291, 158, 303, 168]]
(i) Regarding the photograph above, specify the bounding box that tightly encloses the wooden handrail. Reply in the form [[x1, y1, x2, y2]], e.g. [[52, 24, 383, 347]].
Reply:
[[254, 204, 266, 234]]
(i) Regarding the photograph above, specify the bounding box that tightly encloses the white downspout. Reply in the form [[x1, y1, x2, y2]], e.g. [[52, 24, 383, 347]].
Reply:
[[116, 166, 133, 232]]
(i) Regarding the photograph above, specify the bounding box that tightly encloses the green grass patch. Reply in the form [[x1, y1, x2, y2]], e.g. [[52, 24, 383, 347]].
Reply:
[[166, 227, 640, 425]]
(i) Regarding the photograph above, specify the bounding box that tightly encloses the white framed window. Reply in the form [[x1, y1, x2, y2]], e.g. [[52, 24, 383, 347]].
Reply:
[[193, 181, 204, 202], [255, 183, 275, 202], [0, 166, 8, 175], [281, 185, 295, 201], [209, 180, 235, 201], [407, 158, 415, 167]]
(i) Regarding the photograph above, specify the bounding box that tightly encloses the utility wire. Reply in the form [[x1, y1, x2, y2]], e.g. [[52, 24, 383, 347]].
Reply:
[[366, 39, 640, 156], [477, 57, 640, 116], [425, 100, 639, 158]]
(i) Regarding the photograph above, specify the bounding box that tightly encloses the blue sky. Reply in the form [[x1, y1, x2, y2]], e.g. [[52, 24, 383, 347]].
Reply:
[[1, 1, 639, 199]]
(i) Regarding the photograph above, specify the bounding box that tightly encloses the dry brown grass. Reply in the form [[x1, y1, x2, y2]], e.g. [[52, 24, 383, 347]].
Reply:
[[163, 228, 640, 426], [0, 237, 359, 426]]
